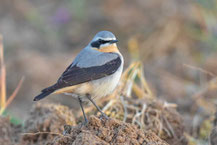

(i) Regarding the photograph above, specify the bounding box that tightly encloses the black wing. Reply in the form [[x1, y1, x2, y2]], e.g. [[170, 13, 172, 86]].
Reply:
[[42, 56, 122, 92]]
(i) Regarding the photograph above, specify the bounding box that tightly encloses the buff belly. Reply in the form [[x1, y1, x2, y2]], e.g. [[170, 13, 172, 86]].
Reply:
[[77, 65, 122, 100], [90, 70, 122, 98]]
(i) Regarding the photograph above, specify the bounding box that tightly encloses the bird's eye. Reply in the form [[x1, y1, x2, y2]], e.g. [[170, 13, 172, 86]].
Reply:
[[98, 39, 103, 43], [91, 40, 101, 48], [91, 39, 111, 48]]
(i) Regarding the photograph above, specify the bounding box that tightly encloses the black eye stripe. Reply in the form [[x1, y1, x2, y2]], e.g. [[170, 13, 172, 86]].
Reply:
[[91, 41, 100, 48], [99, 39, 110, 44], [91, 39, 111, 48]]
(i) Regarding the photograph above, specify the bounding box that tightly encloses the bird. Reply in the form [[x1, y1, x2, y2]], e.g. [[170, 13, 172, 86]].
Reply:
[[33, 31, 124, 124]]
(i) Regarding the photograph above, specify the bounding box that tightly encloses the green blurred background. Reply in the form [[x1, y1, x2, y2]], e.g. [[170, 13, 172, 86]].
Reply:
[[1, 0, 217, 142]]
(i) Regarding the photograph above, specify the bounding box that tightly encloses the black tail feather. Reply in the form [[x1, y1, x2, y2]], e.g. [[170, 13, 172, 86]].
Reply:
[[33, 91, 53, 101]]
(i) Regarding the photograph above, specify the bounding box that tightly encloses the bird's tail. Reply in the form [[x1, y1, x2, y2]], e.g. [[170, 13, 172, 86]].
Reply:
[[33, 91, 53, 101]]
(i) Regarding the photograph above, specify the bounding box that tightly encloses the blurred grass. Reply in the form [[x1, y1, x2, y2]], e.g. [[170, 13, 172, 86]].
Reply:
[[0, 35, 24, 115], [0, 35, 6, 112], [190, 0, 217, 52]]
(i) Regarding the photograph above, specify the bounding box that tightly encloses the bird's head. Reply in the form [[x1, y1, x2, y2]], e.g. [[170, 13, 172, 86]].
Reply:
[[90, 31, 119, 53]]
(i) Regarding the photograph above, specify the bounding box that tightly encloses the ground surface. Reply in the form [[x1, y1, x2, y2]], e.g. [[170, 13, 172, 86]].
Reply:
[[0, 103, 187, 145], [50, 116, 169, 145]]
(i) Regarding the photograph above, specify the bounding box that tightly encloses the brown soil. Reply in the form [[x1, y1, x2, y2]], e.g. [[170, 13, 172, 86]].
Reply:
[[0, 104, 183, 145], [21, 103, 76, 145], [93, 98, 187, 145], [210, 111, 217, 145], [49, 115, 169, 145], [0, 116, 21, 145]]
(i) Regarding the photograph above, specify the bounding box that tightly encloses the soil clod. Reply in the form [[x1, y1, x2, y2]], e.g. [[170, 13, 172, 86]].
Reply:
[[50, 115, 169, 145]]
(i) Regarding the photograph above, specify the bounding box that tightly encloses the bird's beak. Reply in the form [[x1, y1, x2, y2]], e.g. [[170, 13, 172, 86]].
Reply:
[[109, 40, 118, 44]]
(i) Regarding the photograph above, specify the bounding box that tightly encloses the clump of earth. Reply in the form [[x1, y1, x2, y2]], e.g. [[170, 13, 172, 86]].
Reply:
[[0, 102, 186, 145]]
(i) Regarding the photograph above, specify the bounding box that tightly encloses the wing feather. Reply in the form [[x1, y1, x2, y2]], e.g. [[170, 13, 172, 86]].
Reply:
[[42, 55, 122, 92]]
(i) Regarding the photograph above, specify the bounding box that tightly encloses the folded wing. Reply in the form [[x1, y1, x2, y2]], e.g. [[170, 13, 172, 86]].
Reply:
[[33, 53, 122, 101], [42, 54, 121, 93]]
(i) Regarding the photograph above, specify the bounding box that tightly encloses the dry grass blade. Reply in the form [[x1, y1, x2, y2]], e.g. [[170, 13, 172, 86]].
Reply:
[[0, 35, 6, 113], [123, 62, 141, 97], [4, 77, 25, 112], [121, 61, 140, 79], [22, 131, 68, 138], [183, 63, 216, 77], [184, 64, 217, 113], [0, 35, 24, 115], [132, 83, 145, 98], [137, 64, 154, 99]]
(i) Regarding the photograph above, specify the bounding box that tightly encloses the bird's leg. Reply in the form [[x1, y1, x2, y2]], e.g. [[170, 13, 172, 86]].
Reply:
[[78, 96, 88, 125], [86, 94, 109, 119]]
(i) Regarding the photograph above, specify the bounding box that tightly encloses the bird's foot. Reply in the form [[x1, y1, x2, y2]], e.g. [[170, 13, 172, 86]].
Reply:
[[80, 119, 89, 127], [100, 112, 109, 120], [63, 125, 72, 135]]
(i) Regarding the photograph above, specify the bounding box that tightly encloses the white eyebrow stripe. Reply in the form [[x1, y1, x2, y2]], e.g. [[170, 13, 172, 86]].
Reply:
[[96, 37, 116, 41]]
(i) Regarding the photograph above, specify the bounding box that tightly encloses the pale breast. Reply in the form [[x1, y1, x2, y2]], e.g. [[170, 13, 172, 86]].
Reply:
[[90, 61, 123, 99]]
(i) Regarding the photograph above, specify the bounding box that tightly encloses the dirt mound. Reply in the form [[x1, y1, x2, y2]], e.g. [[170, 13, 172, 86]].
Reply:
[[210, 111, 217, 145], [141, 101, 187, 145], [0, 116, 21, 145], [21, 103, 76, 145], [0, 103, 185, 144], [49, 116, 169, 145], [94, 97, 187, 144]]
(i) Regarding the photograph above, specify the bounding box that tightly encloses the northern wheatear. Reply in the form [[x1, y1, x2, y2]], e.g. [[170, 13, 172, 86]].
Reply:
[[34, 31, 124, 123]]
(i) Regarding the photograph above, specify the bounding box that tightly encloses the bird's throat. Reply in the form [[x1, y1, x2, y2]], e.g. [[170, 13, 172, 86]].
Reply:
[[94, 45, 119, 53]]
